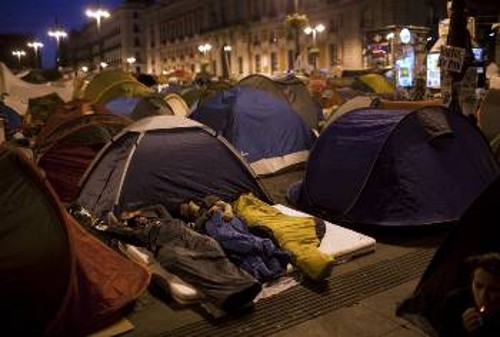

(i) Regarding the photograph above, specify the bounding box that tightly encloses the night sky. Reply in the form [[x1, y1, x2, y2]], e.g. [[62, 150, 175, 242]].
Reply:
[[1, 0, 123, 68]]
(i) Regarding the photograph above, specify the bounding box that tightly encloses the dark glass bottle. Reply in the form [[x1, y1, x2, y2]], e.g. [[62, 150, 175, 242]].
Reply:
[[67, 204, 103, 229]]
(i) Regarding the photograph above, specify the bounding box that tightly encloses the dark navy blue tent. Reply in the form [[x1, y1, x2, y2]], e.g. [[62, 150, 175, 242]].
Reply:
[[0, 101, 23, 135], [190, 86, 315, 176], [76, 115, 272, 219], [238, 74, 322, 131], [105, 95, 174, 120], [105, 96, 140, 116], [288, 106, 499, 227]]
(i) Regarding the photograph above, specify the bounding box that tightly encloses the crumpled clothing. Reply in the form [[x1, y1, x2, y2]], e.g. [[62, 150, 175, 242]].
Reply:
[[205, 211, 291, 283]]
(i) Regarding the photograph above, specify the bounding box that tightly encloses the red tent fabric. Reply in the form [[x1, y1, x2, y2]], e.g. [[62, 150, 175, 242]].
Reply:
[[38, 144, 101, 203], [0, 144, 150, 336]]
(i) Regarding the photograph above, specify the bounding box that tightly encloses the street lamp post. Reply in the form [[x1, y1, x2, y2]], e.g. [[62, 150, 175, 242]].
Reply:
[[198, 43, 212, 72], [86, 7, 110, 69], [223, 45, 232, 79], [304, 24, 325, 70], [12, 50, 26, 68], [386, 32, 396, 85], [126, 57, 136, 72], [48, 28, 68, 68], [85, 8, 110, 34], [27, 41, 44, 68]]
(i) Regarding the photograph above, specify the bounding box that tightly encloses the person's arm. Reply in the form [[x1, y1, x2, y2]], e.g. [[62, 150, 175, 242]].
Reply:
[[439, 288, 473, 337], [461, 307, 483, 334], [139, 204, 171, 220], [214, 200, 234, 221], [204, 195, 233, 222]]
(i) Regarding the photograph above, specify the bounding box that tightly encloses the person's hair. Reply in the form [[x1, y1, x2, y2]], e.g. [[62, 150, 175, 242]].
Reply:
[[177, 198, 203, 221], [466, 252, 500, 276]]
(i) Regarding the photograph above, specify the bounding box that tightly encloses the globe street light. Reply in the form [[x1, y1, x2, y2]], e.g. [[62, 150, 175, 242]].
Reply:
[[27, 41, 44, 68], [126, 57, 136, 72], [48, 28, 68, 67], [198, 43, 212, 57], [304, 24, 325, 44], [12, 50, 26, 68], [86, 7, 110, 68], [85, 8, 110, 33], [198, 43, 212, 71], [223, 45, 232, 79], [304, 24, 325, 69]]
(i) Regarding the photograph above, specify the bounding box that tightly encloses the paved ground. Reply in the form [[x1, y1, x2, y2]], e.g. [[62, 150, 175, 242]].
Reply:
[[269, 279, 429, 337], [121, 168, 447, 337]]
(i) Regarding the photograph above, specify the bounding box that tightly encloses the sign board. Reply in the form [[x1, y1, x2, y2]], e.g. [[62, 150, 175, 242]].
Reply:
[[427, 53, 441, 89], [439, 46, 466, 73]]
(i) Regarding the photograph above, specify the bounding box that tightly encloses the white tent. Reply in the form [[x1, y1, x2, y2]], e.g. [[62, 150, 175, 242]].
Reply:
[[0, 62, 73, 114]]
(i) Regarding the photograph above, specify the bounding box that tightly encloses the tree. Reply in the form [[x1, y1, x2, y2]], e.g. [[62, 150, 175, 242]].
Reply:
[[284, 13, 309, 71]]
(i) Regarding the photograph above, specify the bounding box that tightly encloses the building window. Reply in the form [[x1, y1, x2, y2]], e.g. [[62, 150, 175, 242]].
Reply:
[[361, 8, 373, 29], [133, 12, 138, 19], [271, 52, 278, 72], [238, 57, 243, 74], [269, 0, 277, 16], [212, 60, 217, 75], [251, 0, 261, 20], [255, 54, 261, 73], [134, 38, 141, 47], [287, 50, 294, 71], [286, 0, 296, 14], [329, 43, 339, 66]]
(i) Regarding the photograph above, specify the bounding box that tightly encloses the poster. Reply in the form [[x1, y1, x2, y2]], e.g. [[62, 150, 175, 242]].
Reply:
[[439, 46, 466, 73], [427, 53, 441, 89]]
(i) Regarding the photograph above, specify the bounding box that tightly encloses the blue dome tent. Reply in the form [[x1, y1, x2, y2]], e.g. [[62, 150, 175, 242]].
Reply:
[[0, 101, 23, 135], [238, 74, 323, 131], [76, 115, 272, 219], [190, 86, 315, 176], [105, 95, 176, 120]]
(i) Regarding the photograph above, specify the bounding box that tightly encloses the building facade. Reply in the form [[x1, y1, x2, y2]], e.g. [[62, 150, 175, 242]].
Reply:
[[67, 0, 448, 79], [67, 0, 152, 73]]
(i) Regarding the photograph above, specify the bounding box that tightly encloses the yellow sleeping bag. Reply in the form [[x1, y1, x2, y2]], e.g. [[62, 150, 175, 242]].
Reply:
[[233, 193, 334, 280]]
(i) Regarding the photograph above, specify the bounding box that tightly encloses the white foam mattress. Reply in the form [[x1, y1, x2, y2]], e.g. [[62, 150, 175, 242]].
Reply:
[[273, 204, 376, 263]]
